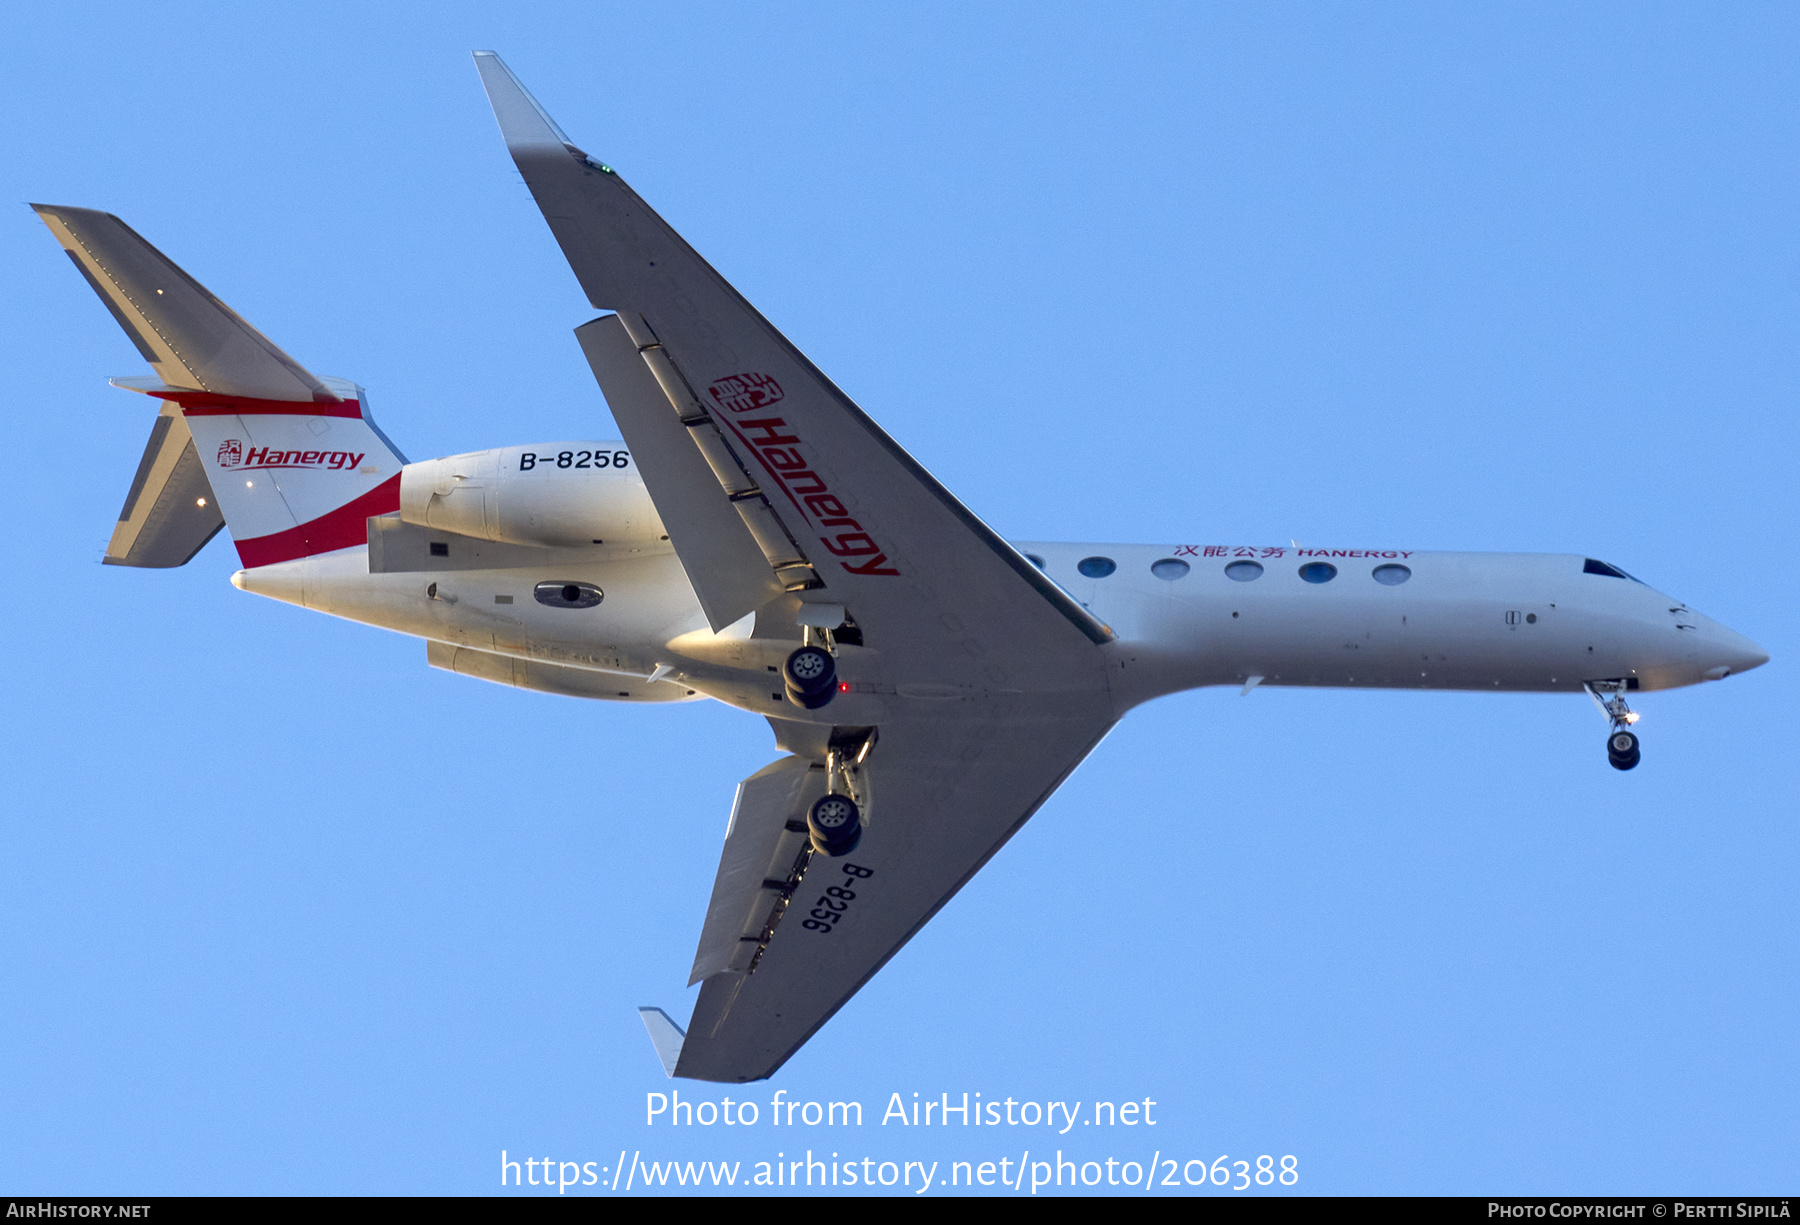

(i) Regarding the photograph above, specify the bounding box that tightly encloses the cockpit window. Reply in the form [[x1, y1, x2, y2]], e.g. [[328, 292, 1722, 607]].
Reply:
[[1583, 558, 1641, 582]]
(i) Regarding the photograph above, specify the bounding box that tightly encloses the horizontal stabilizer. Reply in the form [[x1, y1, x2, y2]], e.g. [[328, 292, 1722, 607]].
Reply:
[[638, 1007, 686, 1078], [106, 399, 225, 567], [34, 204, 336, 403]]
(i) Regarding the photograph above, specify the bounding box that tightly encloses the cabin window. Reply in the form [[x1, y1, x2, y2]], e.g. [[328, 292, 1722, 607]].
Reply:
[[429, 542, 449, 557], [1077, 556, 1117, 578], [534, 580, 603, 609], [1224, 560, 1264, 582], [1025, 553, 1047, 569], [1150, 558, 1190, 580], [1372, 563, 1411, 586], [1298, 562, 1338, 584]]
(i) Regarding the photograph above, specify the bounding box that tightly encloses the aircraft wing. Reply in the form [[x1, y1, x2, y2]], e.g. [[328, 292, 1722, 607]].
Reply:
[[473, 52, 1110, 663], [673, 707, 1114, 1082], [474, 52, 1121, 1082]]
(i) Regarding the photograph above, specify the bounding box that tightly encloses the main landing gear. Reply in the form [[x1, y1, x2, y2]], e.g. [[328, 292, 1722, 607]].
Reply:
[[1586, 680, 1642, 771], [807, 794, 861, 856], [784, 644, 836, 709], [808, 728, 877, 856], [784, 615, 849, 710]]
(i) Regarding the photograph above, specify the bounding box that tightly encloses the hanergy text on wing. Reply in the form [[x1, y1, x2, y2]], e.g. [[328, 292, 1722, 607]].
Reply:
[[708, 374, 900, 578]]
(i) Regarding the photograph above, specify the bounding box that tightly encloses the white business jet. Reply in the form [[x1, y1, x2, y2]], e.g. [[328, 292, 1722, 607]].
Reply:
[[36, 52, 1767, 1084]]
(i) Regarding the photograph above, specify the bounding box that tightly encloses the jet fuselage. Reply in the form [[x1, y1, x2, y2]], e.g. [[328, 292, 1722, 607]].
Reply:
[[232, 458, 1767, 722]]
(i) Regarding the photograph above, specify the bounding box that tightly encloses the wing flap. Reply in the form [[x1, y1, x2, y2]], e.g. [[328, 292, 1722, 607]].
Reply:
[[574, 314, 783, 630], [689, 756, 828, 984]]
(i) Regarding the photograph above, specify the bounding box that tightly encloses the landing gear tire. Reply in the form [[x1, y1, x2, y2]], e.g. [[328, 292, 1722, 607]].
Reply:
[[784, 646, 837, 709], [808, 793, 863, 856], [1607, 730, 1641, 771]]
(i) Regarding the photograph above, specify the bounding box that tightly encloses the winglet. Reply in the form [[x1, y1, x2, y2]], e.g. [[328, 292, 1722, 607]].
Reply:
[[472, 51, 585, 159], [638, 1007, 686, 1078]]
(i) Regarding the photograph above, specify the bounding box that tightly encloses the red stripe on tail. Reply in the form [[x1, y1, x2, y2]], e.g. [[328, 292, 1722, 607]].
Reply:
[[234, 475, 401, 568], [154, 389, 362, 418]]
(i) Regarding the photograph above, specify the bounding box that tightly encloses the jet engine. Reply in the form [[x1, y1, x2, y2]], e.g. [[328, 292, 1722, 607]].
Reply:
[[398, 443, 665, 548]]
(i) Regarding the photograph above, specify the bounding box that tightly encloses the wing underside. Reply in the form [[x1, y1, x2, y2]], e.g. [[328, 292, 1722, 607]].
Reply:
[[674, 707, 1114, 1082]]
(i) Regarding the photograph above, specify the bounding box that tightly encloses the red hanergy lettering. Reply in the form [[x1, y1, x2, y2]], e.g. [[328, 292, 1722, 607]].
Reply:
[[219, 442, 366, 472], [707, 372, 785, 414], [713, 413, 900, 578]]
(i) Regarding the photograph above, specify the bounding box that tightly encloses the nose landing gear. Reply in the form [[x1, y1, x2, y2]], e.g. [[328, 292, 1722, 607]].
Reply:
[[1607, 730, 1641, 770], [1586, 680, 1642, 771]]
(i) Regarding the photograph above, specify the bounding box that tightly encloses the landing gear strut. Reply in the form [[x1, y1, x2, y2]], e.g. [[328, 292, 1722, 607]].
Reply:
[[809, 728, 877, 856], [1586, 681, 1641, 771]]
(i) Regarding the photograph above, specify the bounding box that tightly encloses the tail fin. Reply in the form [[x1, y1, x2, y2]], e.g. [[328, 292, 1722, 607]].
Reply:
[[37, 205, 407, 568]]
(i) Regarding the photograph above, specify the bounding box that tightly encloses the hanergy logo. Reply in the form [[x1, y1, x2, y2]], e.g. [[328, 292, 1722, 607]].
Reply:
[[708, 372, 785, 414], [216, 440, 366, 471]]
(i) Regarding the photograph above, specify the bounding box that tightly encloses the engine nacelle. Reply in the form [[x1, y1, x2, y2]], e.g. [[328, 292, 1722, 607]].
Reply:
[[398, 443, 665, 548]]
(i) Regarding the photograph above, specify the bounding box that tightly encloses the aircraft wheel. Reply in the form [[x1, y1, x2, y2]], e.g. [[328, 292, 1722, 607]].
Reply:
[[784, 646, 836, 695], [784, 645, 838, 709], [808, 794, 863, 856], [1607, 730, 1640, 771], [786, 680, 838, 710]]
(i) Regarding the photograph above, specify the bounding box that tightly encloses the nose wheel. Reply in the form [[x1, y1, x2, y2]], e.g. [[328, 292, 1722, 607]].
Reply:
[[1607, 730, 1641, 771], [1587, 681, 1642, 771]]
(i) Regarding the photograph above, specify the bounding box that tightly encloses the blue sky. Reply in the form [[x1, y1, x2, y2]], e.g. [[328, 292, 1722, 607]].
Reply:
[[2, 2, 1794, 1195]]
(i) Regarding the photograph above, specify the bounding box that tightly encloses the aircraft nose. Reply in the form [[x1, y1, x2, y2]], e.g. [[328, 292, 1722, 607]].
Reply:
[[1701, 623, 1769, 681]]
